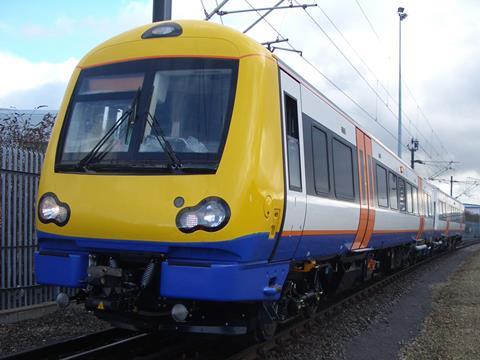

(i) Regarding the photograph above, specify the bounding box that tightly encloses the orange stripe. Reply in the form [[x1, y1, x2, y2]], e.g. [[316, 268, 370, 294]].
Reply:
[[416, 178, 424, 240], [282, 229, 422, 237], [281, 230, 303, 237], [360, 136, 376, 248], [416, 217, 425, 240], [352, 129, 368, 250], [77, 53, 273, 70]]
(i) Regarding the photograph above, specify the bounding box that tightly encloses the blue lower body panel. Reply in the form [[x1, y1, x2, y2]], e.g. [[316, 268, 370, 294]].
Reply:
[[34, 252, 88, 287], [160, 261, 289, 301], [368, 232, 417, 249], [292, 233, 355, 260], [35, 231, 288, 301]]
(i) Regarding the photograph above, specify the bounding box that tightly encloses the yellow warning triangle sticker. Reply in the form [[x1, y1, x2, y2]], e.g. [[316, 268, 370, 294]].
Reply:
[[97, 301, 105, 310]]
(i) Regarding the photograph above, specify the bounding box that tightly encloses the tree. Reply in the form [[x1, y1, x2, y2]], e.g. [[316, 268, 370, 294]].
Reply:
[[0, 110, 56, 151]]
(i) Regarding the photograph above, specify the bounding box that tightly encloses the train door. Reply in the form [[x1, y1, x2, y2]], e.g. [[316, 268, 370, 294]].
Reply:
[[270, 70, 307, 261], [416, 178, 425, 240], [351, 129, 376, 250]]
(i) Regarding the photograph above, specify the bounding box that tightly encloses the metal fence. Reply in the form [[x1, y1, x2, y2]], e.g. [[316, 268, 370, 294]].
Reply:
[[465, 204, 480, 239], [0, 146, 61, 310], [465, 222, 480, 239]]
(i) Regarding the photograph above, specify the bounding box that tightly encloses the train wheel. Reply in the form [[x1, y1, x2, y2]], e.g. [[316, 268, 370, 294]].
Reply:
[[302, 298, 319, 319], [252, 302, 278, 342]]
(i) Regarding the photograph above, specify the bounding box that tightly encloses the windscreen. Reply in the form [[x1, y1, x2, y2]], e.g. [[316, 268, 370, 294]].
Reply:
[[57, 58, 238, 173]]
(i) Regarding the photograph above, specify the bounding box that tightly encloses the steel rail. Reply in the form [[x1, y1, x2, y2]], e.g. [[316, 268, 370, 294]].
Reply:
[[61, 332, 151, 360], [0, 328, 134, 360]]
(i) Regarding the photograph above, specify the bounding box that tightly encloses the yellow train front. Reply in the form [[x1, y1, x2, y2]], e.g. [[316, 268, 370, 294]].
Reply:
[[35, 20, 286, 335]]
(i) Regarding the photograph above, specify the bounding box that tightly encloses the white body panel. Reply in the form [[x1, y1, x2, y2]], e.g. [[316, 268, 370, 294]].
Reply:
[[301, 85, 356, 144], [275, 61, 463, 261], [301, 84, 359, 233], [273, 70, 307, 260]]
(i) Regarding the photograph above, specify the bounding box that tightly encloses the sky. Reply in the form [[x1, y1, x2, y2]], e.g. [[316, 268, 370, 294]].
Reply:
[[1, 0, 479, 202]]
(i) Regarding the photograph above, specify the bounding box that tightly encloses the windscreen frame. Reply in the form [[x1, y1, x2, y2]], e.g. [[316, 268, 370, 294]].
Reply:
[[55, 57, 239, 174]]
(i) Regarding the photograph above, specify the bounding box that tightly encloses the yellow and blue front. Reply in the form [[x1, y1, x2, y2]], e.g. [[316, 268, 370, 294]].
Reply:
[[34, 20, 287, 302]]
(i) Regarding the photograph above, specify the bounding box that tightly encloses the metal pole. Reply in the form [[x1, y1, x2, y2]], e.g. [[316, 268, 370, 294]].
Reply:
[[410, 143, 414, 169], [397, 15, 403, 158], [407, 137, 418, 169], [153, 0, 172, 22], [397, 8, 407, 158], [450, 176, 453, 196]]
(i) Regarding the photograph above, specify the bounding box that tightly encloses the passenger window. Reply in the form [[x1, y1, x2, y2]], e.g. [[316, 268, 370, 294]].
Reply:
[[406, 183, 413, 213], [389, 172, 398, 210], [332, 139, 354, 200], [285, 93, 302, 191], [312, 126, 330, 194], [368, 156, 374, 203], [376, 164, 388, 208], [398, 178, 407, 212]]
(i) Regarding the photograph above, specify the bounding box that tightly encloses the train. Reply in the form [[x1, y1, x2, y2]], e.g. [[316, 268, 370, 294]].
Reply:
[[34, 20, 464, 340]]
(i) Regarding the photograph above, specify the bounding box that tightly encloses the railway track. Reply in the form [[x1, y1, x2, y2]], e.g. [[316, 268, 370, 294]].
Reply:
[[2, 239, 478, 360], [225, 239, 480, 360], [0, 324, 217, 360], [0, 328, 134, 360]]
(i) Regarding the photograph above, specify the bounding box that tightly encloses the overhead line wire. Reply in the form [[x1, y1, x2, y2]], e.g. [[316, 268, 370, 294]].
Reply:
[[294, 2, 392, 112], [296, 1, 448, 168], [351, 0, 451, 162], [241, 0, 406, 152], [354, 0, 381, 43], [210, 1, 441, 171], [309, 3, 446, 166]]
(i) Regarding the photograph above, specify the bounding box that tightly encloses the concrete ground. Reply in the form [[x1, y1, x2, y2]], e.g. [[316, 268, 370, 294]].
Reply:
[[400, 243, 480, 360], [344, 243, 480, 360]]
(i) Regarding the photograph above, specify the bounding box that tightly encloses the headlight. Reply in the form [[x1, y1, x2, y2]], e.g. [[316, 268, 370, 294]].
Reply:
[[176, 197, 230, 233], [142, 22, 183, 39], [38, 193, 70, 226]]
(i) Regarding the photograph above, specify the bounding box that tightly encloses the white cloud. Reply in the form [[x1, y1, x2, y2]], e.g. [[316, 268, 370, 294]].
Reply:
[[0, 52, 77, 107], [0, 82, 69, 110]]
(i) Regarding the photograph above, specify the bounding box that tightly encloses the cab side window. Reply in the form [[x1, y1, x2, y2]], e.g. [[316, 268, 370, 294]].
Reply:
[[285, 93, 302, 191]]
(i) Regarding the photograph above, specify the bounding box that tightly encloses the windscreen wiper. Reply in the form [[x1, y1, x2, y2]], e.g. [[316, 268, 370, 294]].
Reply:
[[78, 89, 141, 171], [145, 112, 182, 169]]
